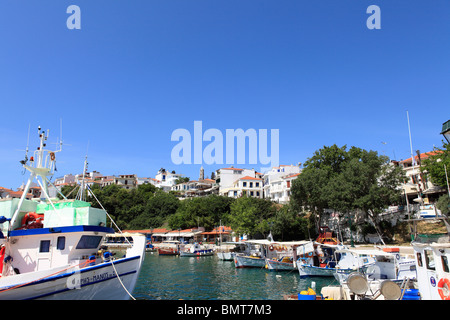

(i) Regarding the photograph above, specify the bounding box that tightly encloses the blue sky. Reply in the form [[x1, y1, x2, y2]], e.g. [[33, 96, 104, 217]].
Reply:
[[0, 0, 449, 189]]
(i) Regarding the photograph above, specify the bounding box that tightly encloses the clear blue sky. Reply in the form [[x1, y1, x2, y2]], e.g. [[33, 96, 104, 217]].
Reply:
[[0, 0, 449, 189]]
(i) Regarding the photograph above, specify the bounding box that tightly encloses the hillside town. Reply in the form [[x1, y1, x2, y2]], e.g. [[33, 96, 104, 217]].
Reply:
[[0, 150, 445, 205]]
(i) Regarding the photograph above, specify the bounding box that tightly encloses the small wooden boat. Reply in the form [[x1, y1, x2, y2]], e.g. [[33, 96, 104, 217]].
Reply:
[[157, 241, 180, 256], [266, 256, 296, 271], [234, 254, 266, 268], [158, 247, 179, 255]]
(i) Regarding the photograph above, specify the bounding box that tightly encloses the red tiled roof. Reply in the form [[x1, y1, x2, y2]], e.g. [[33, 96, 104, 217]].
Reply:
[[282, 173, 301, 179], [239, 176, 261, 180], [400, 151, 443, 164]]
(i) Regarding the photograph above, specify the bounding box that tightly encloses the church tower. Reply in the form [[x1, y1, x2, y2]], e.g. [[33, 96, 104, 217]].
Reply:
[[199, 166, 204, 181]]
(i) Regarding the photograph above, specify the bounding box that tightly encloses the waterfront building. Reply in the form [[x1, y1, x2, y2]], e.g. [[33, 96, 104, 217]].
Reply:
[[399, 150, 445, 203], [263, 164, 301, 202]]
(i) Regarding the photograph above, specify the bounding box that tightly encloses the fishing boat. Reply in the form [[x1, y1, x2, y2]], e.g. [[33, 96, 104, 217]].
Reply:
[[410, 217, 450, 300], [296, 242, 374, 278], [179, 243, 213, 257], [0, 127, 146, 300], [331, 247, 417, 299], [216, 242, 245, 261], [265, 240, 312, 271], [157, 241, 180, 256], [233, 240, 271, 268], [266, 256, 295, 271]]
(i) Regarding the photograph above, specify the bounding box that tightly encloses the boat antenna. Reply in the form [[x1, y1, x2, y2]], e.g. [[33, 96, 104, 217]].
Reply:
[[76, 141, 89, 202], [19, 124, 31, 168]]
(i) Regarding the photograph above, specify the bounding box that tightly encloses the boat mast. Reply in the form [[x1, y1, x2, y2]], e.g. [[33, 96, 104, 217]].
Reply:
[[406, 111, 422, 207], [9, 126, 60, 232]]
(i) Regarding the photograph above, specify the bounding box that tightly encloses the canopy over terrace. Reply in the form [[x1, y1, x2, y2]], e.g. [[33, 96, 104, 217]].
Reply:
[[153, 228, 205, 243], [201, 226, 233, 243]]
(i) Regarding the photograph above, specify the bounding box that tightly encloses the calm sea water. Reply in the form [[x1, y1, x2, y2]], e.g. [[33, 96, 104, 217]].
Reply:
[[132, 253, 338, 300]]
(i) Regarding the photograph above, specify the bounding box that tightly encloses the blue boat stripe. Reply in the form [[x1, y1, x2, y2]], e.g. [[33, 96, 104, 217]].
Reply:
[[0, 255, 141, 292], [24, 270, 138, 300]]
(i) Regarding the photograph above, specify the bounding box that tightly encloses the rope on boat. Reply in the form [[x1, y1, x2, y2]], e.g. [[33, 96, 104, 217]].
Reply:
[[86, 184, 132, 246], [110, 258, 136, 300]]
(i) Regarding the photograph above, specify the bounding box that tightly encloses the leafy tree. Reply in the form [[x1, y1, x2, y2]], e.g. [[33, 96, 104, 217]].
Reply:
[[175, 177, 190, 184], [291, 145, 405, 237], [167, 195, 233, 230], [421, 142, 450, 188], [272, 204, 310, 241], [228, 196, 276, 238], [129, 189, 180, 229]]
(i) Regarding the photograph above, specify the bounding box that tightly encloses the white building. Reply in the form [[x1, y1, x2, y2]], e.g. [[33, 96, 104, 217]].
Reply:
[[263, 165, 301, 202], [399, 150, 445, 201], [221, 176, 263, 198], [172, 179, 216, 197], [155, 169, 183, 192], [215, 167, 257, 191], [114, 174, 137, 190], [137, 177, 160, 187]]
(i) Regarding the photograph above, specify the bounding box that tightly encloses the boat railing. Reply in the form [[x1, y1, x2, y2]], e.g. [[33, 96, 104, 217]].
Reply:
[[415, 233, 449, 244]]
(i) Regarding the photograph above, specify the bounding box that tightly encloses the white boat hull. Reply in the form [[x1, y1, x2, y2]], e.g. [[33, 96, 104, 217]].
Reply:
[[298, 264, 356, 278], [217, 252, 234, 261], [266, 259, 295, 271], [234, 255, 266, 268], [0, 255, 143, 300]]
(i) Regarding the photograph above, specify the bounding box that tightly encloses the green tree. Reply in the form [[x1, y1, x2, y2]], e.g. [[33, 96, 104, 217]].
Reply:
[[291, 145, 405, 237], [272, 204, 310, 241], [228, 196, 276, 238], [167, 195, 233, 230], [421, 142, 450, 188]]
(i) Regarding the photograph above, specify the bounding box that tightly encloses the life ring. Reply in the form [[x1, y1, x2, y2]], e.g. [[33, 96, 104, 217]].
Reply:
[[437, 278, 450, 300], [269, 245, 274, 251], [21, 212, 44, 229], [50, 152, 55, 161]]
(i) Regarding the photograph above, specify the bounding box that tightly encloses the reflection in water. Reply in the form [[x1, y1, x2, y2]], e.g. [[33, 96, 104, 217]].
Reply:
[[133, 253, 338, 300]]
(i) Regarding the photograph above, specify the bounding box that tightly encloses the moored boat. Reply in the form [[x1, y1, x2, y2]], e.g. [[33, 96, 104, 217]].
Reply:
[[0, 127, 146, 300], [266, 256, 296, 271], [234, 254, 266, 268], [180, 243, 214, 257], [411, 230, 450, 300], [157, 241, 180, 255]]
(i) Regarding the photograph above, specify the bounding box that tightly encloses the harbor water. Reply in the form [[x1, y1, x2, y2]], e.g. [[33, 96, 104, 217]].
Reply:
[[132, 253, 338, 300]]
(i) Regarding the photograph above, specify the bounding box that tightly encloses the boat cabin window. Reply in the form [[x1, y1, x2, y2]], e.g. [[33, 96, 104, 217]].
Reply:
[[57, 236, 66, 250], [76, 235, 103, 249], [416, 252, 422, 267], [39, 240, 51, 253], [424, 250, 435, 271], [442, 256, 449, 273]]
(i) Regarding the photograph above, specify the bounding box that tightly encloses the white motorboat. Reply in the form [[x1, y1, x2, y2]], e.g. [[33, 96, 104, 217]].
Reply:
[[179, 243, 214, 257]]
